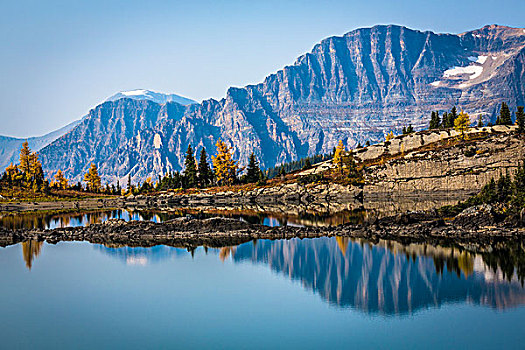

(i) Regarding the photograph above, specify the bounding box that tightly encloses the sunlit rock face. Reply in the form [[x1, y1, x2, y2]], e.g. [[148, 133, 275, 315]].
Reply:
[[39, 25, 525, 182], [232, 238, 525, 315]]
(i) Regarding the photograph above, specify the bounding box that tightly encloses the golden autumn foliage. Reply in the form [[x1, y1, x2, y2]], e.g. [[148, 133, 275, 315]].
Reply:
[[83, 163, 102, 192], [53, 170, 69, 190], [332, 140, 345, 174], [385, 131, 394, 141], [454, 110, 470, 140], [212, 139, 237, 186]]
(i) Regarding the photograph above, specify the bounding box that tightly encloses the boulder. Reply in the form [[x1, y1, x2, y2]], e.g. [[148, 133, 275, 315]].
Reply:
[[452, 204, 495, 228]]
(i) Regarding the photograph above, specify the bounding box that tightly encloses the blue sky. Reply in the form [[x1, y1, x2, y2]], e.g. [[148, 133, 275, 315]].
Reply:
[[1, 0, 524, 137]]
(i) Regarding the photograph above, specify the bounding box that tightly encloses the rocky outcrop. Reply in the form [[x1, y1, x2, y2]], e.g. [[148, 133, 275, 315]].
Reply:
[[1, 213, 523, 250], [362, 127, 525, 197], [37, 24, 525, 183], [124, 182, 362, 216]]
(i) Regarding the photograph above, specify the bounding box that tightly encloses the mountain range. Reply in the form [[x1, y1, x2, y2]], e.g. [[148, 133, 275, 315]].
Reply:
[[0, 90, 196, 173], [3, 24, 525, 183]]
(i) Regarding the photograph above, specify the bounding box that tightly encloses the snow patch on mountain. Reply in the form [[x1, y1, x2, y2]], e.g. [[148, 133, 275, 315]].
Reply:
[[444, 65, 483, 80], [107, 89, 197, 106]]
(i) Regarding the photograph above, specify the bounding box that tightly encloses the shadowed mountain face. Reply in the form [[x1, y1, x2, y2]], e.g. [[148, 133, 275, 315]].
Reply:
[[38, 24, 525, 183], [231, 238, 525, 315]]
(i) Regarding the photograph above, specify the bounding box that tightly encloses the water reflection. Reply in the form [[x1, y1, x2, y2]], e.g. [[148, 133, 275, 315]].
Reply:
[[93, 244, 189, 265], [0, 208, 368, 230], [15, 236, 525, 314], [21, 240, 43, 270], [228, 238, 525, 314]]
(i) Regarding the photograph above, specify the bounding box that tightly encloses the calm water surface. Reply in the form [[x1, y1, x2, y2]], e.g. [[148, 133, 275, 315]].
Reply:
[[0, 208, 367, 229], [1, 236, 525, 349]]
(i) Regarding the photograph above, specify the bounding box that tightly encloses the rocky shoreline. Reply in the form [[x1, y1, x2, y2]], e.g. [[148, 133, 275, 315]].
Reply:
[[1, 209, 523, 252]]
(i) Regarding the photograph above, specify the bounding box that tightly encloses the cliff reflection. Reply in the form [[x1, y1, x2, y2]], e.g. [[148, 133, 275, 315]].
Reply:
[[230, 238, 525, 314]]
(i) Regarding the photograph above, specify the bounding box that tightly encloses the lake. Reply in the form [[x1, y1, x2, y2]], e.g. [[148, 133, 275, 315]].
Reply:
[[1, 236, 524, 349]]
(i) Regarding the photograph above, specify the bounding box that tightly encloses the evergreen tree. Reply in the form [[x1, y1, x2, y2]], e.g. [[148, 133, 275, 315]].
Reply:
[[245, 153, 261, 183], [402, 126, 407, 135], [516, 106, 524, 133], [477, 115, 484, 127], [127, 174, 132, 194], [498, 102, 512, 125], [441, 112, 448, 128], [116, 180, 121, 195], [407, 124, 414, 133], [449, 106, 458, 127], [365, 141, 371, 147], [212, 139, 237, 186], [430, 111, 441, 129], [302, 158, 312, 170], [183, 145, 198, 188], [197, 147, 212, 188], [84, 163, 102, 192]]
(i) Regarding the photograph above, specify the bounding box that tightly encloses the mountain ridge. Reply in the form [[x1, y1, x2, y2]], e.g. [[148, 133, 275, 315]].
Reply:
[[37, 24, 525, 184]]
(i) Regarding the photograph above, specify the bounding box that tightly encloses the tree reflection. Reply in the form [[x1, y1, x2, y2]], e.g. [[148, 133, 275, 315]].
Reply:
[[21, 240, 43, 270]]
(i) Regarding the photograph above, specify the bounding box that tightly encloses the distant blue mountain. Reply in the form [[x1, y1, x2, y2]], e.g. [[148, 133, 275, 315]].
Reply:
[[0, 119, 80, 172]]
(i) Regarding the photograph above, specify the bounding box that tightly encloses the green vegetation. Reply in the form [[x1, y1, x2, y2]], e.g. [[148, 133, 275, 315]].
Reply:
[[265, 153, 332, 179], [439, 157, 525, 220], [496, 102, 512, 125]]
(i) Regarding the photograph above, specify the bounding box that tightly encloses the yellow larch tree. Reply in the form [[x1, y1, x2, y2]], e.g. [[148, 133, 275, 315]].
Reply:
[[211, 139, 237, 186], [454, 110, 470, 140], [332, 140, 345, 175], [54, 170, 69, 190], [84, 163, 102, 192]]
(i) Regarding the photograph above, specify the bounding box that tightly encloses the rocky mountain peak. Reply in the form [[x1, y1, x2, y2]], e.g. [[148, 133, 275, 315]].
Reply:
[[38, 24, 525, 184]]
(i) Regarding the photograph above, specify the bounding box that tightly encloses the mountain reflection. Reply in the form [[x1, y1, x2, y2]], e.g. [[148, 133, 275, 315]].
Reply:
[[83, 236, 525, 315], [94, 244, 189, 265], [230, 237, 525, 314]]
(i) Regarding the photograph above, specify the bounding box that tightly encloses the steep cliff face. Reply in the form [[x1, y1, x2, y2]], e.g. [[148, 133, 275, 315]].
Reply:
[[362, 126, 525, 197], [39, 24, 525, 183]]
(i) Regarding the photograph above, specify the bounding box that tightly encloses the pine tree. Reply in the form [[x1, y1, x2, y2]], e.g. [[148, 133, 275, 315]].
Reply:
[[477, 115, 484, 127], [430, 111, 441, 129], [211, 139, 237, 186], [116, 180, 121, 194], [449, 106, 458, 127], [245, 153, 261, 183], [441, 112, 448, 128], [454, 110, 470, 140], [197, 148, 212, 188], [365, 141, 371, 147], [498, 102, 512, 125], [302, 158, 312, 170], [84, 163, 102, 192], [183, 145, 198, 188], [516, 106, 525, 133], [407, 124, 414, 133], [127, 174, 132, 194], [54, 170, 69, 189], [333, 140, 345, 175], [402, 126, 407, 135]]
